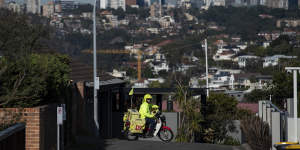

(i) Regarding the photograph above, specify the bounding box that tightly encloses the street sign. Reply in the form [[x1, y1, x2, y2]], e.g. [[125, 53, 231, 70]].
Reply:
[[57, 107, 63, 125], [95, 77, 100, 90], [62, 104, 66, 121]]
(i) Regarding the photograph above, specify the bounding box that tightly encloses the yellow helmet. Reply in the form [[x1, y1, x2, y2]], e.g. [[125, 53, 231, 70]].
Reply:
[[143, 94, 152, 103]]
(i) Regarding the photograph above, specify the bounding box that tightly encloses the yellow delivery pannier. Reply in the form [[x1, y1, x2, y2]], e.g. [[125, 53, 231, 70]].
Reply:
[[123, 109, 145, 133]]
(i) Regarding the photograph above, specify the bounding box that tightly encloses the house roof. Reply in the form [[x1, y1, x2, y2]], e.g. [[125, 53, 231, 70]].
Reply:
[[233, 73, 261, 80], [124, 88, 206, 95], [70, 59, 117, 82], [237, 103, 259, 114], [256, 75, 272, 80]]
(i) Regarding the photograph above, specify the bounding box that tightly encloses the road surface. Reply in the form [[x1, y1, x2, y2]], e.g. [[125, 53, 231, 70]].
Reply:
[[66, 136, 251, 150]]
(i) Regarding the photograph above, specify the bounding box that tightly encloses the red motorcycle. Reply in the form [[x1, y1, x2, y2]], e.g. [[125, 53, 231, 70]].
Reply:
[[123, 110, 174, 143]]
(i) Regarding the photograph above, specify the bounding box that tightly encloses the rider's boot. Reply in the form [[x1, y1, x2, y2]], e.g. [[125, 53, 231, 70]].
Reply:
[[147, 129, 154, 137]]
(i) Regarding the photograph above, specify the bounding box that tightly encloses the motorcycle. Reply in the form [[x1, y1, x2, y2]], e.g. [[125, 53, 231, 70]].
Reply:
[[122, 108, 174, 142]]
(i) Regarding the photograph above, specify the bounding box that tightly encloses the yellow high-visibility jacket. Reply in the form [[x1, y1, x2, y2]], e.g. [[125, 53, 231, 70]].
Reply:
[[139, 97, 154, 119]]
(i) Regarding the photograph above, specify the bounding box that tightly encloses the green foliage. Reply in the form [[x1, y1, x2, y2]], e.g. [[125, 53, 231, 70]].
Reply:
[[158, 70, 168, 78], [241, 115, 272, 150], [235, 108, 253, 120], [200, 93, 238, 143], [63, 4, 93, 14], [125, 67, 137, 78], [0, 53, 70, 108], [65, 32, 92, 51], [244, 89, 270, 103], [222, 136, 241, 146], [198, 80, 206, 86], [161, 38, 203, 67], [0, 9, 70, 107], [0, 9, 49, 59], [125, 6, 150, 19], [269, 71, 293, 107], [213, 60, 239, 69], [175, 83, 203, 143], [199, 6, 276, 40], [0, 110, 22, 131], [111, 8, 125, 20], [142, 65, 155, 78], [97, 28, 130, 49], [240, 35, 295, 58], [148, 81, 162, 88]]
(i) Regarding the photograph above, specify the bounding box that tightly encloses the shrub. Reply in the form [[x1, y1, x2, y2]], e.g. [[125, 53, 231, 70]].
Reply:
[[241, 115, 271, 150], [175, 83, 203, 143], [0, 110, 22, 131], [0, 53, 70, 107], [223, 136, 240, 146]]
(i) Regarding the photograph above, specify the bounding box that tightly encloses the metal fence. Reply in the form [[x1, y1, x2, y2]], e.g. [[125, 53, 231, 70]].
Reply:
[[259, 101, 288, 150], [0, 123, 25, 150]]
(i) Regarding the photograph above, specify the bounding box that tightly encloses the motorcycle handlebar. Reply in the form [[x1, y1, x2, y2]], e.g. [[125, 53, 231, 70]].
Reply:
[[155, 111, 161, 118]]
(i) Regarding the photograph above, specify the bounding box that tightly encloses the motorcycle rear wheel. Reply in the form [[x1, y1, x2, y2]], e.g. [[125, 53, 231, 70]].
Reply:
[[158, 128, 173, 143], [125, 130, 138, 141]]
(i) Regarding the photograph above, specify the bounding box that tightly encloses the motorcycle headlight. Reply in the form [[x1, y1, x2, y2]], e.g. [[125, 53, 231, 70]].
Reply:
[[160, 115, 166, 122]]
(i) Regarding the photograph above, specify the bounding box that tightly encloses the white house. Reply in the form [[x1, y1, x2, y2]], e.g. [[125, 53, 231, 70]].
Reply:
[[213, 51, 235, 61], [237, 44, 247, 50], [147, 78, 165, 84], [152, 62, 169, 74], [208, 71, 232, 89], [237, 55, 259, 68], [159, 16, 175, 28], [108, 69, 126, 78], [263, 55, 297, 68], [213, 46, 236, 61], [154, 52, 166, 62], [263, 41, 271, 48], [176, 64, 196, 73], [147, 28, 159, 34]]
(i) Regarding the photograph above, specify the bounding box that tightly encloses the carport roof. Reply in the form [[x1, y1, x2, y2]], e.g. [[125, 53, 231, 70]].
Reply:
[[124, 88, 206, 95]]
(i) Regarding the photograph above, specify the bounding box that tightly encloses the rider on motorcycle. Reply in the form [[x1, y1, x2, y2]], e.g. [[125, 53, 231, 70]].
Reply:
[[139, 94, 156, 137]]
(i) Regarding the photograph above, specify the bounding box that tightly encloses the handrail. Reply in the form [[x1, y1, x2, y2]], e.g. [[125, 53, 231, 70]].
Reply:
[[0, 123, 25, 141], [263, 101, 284, 114]]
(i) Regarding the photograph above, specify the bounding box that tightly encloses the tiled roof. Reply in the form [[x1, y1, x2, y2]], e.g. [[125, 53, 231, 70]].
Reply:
[[70, 59, 116, 82], [237, 103, 259, 114], [233, 73, 261, 80]]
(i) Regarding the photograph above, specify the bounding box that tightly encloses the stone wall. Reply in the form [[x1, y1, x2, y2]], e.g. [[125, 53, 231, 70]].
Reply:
[[0, 104, 57, 150]]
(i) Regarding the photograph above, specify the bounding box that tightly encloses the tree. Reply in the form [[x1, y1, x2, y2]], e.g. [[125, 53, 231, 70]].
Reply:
[[148, 81, 162, 88], [0, 53, 70, 107], [142, 65, 155, 78], [112, 7, 125, 20], [241, 116, 272, 150], [199, 93, 239, 144], [199, 6, 277, 40], [244, 89, 270, 103], [268, 71, 293, 107], [126, 67, 137, 78], [158, 70, 168, 78], [0, 9, 71, 108], [0, 9, 49, 59], [175, 83, 203, 143]]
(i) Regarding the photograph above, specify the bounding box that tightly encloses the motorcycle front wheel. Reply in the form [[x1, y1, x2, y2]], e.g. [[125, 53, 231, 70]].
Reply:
[[158, 128, 173, 143], [125, 130, 138, 141]]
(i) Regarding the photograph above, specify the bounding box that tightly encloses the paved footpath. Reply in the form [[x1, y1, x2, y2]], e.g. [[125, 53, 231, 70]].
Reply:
[[66, 136, 251, 150]]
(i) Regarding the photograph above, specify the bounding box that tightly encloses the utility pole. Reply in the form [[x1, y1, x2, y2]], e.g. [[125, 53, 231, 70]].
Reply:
[[93, 0, 99, 133], [285, 67, 300, 142], [205, 39, 209, 97]]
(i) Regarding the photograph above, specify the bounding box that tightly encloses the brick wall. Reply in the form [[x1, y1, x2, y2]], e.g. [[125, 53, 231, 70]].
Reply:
[[0, 104, 57, 150]]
